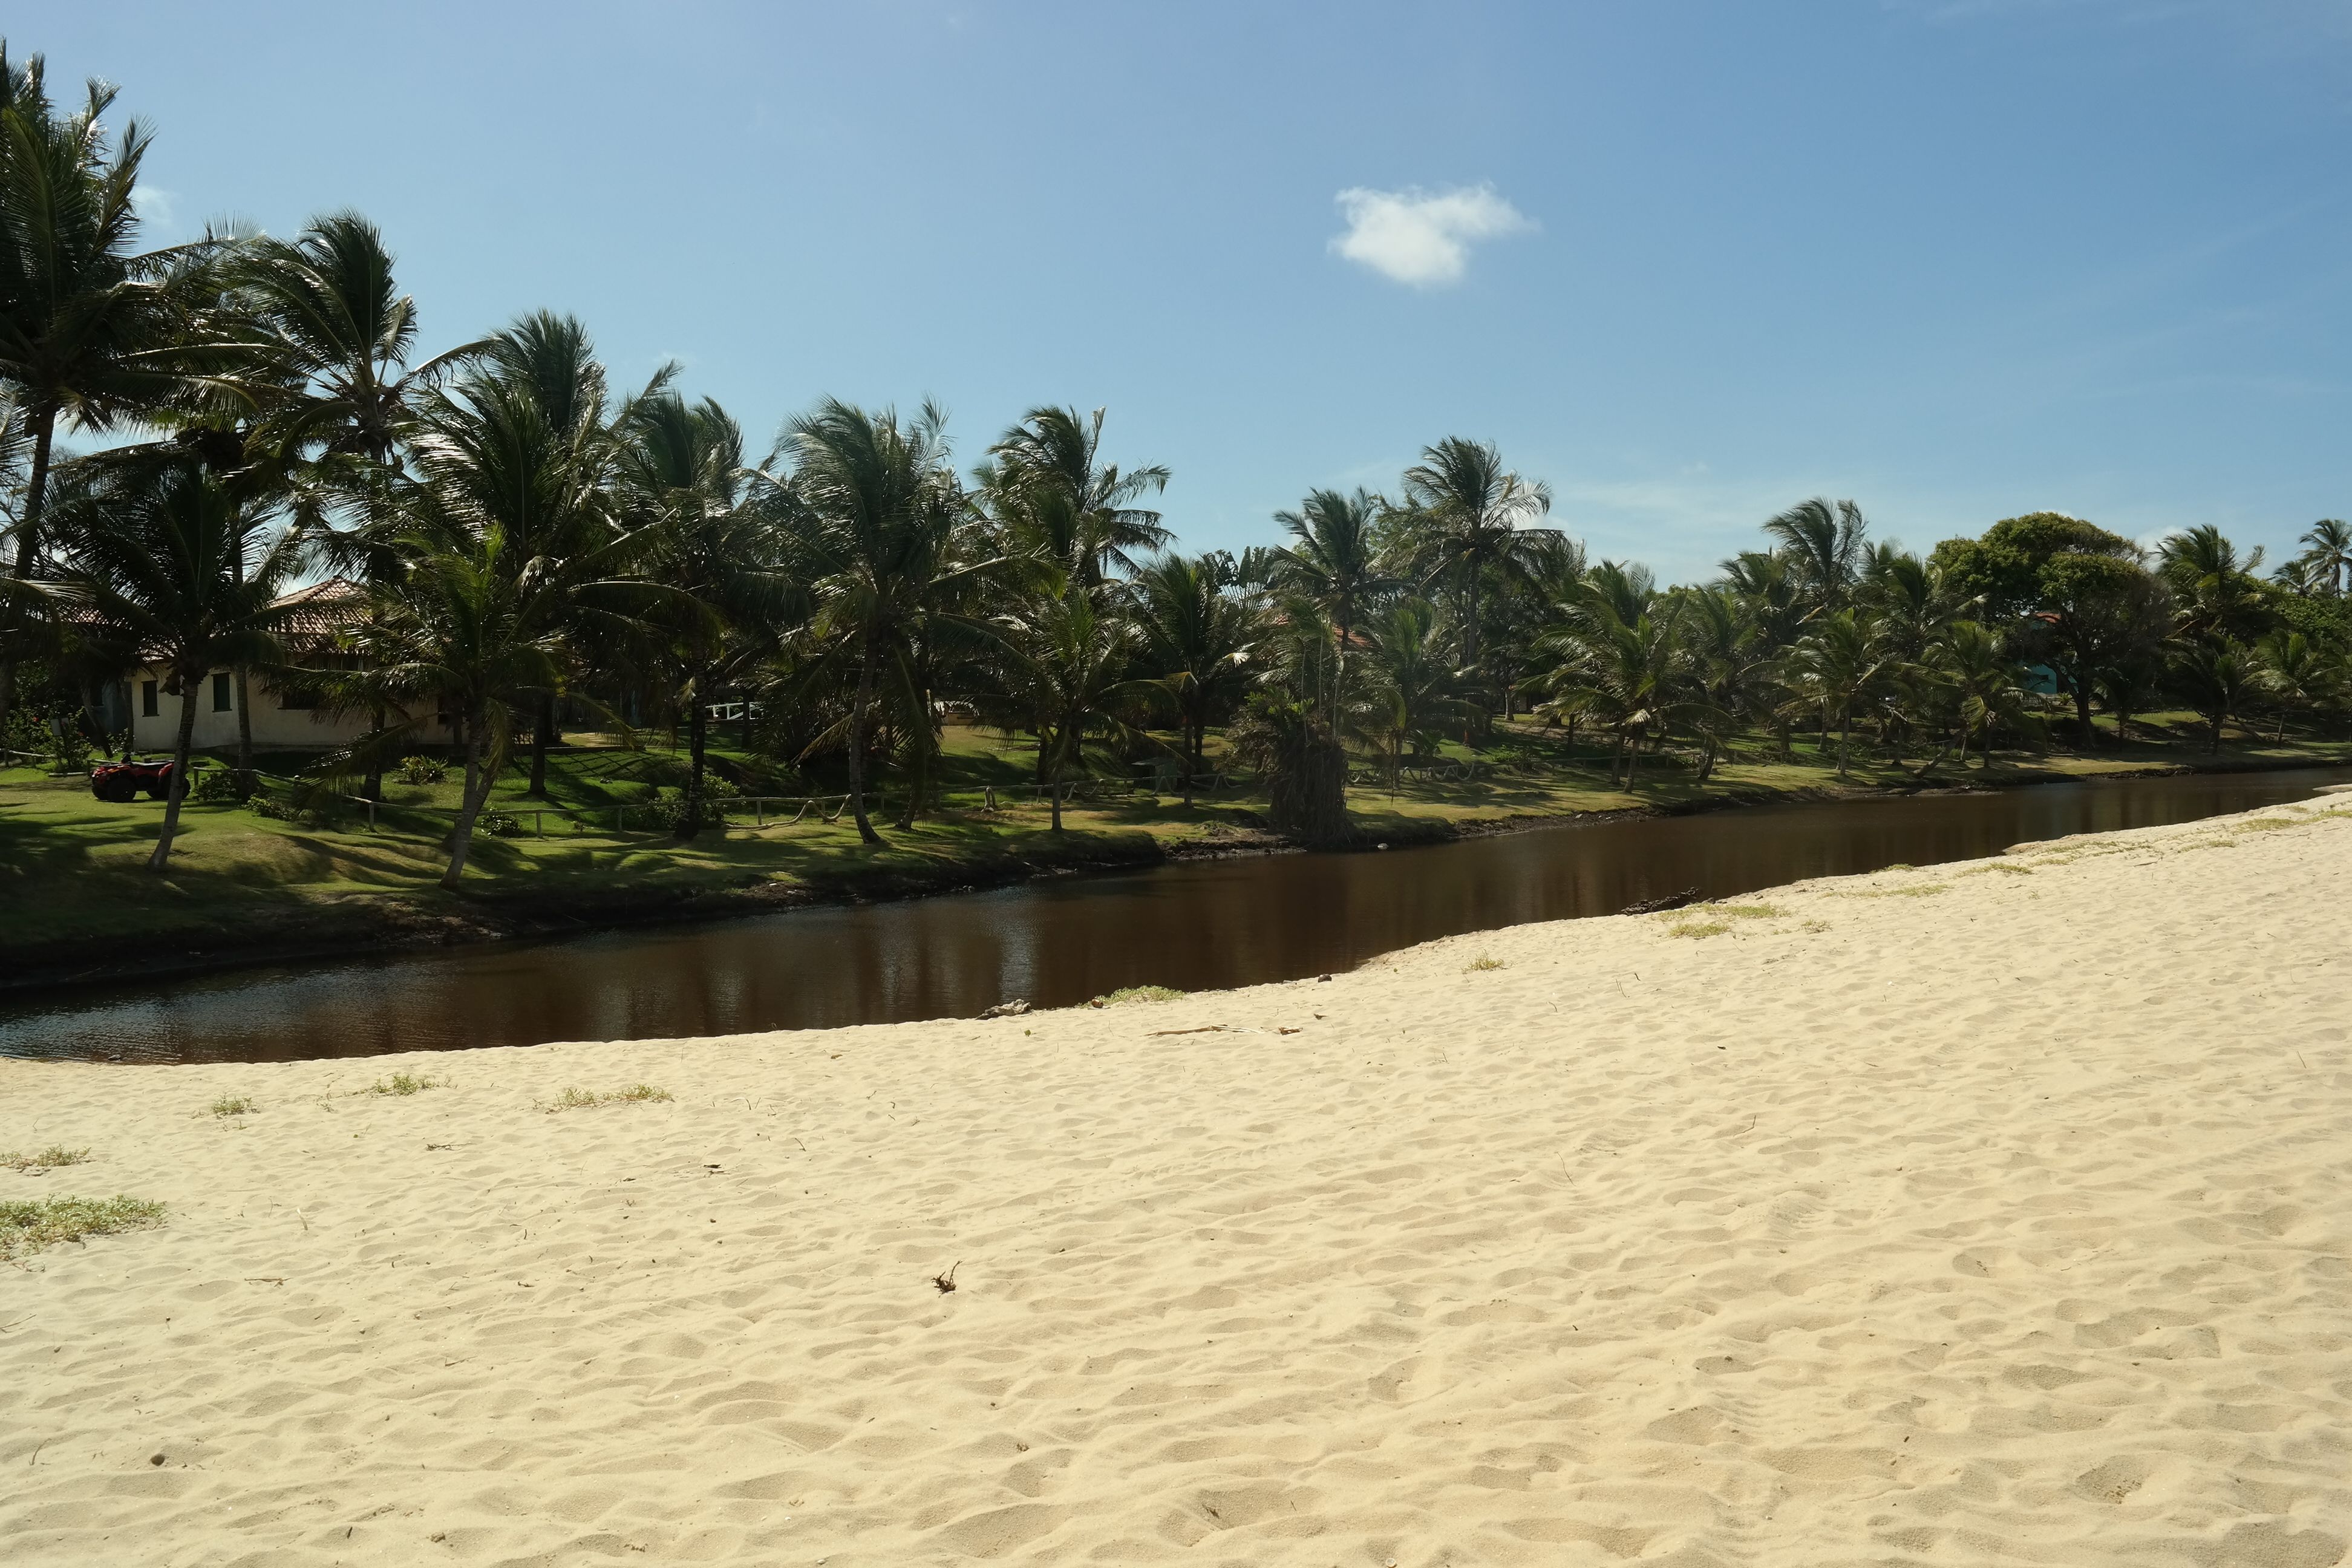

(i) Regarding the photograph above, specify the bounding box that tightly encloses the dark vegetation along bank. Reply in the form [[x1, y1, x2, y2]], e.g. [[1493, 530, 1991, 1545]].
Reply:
[[5, 38, 2352, 988]]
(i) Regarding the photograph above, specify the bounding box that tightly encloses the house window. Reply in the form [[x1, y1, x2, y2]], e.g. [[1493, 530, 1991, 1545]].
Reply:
[[142, 681, 160, 717], [278, 682, 319, 711], [212, 672, 233, 712]]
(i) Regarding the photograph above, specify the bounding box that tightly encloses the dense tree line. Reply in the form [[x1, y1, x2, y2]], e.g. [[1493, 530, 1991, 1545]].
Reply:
[[5, 44, 2348, 879]]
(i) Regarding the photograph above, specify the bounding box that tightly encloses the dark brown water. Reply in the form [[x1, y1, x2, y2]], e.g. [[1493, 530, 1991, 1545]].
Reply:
[[5, 768, 2344, 1065]]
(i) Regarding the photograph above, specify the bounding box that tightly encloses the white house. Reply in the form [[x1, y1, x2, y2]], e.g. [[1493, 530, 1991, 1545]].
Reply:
[[127, 579, 455, 754]]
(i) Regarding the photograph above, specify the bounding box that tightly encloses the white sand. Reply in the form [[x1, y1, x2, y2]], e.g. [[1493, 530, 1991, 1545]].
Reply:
[[5, 799, 2351, 1566]]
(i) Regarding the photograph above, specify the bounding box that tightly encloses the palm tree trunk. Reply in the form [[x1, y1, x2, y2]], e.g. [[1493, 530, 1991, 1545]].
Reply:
[[845, 627, 882, 844], [1624, 730, 1640, 789], [680, 690, 708, 840], [146, 679, 200, 872], [1463, 567, 1481, 676], [894, 711, 928, 831], [441, 725, 492, 889], [527, 691, 554, 797], [1048, 744, 1065, 832], [1838, 718, 1852, 777], [230, 549, 255, 799], [0, 405, 59, 745]]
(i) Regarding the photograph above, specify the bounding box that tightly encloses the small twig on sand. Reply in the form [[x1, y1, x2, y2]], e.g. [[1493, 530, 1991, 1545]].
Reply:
[[1149, 1026, 1227, 1037], [932, 1262, 961, 1295]]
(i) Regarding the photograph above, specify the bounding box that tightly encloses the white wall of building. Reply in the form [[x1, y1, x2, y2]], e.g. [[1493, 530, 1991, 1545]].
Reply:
[[128, 668, 454, 753]]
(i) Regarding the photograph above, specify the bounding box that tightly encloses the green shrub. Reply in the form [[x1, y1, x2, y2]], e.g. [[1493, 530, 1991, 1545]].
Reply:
[[1, 1145, 90, 1172], [189, 768, 242, 802], [399, 754, 448, 785], [248, 791, 322, 828], [0, 1195, 166, 1261]]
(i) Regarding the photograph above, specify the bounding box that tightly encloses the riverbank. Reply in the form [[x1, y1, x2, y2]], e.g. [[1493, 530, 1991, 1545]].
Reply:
[[7, 799, 2349, 1563], [5, 734, 2351, 994]]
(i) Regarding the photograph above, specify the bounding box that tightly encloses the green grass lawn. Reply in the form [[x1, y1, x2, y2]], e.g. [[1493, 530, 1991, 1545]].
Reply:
[[6, 714, 2347, 975]]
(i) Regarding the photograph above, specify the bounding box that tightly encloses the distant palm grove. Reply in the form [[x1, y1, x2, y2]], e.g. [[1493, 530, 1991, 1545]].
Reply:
[[6, 43, 2351, 885]]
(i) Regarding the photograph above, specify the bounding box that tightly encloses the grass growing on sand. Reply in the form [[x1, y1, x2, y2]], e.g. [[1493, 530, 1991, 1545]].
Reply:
[[542, 1084, 673, 1113], [0, 1195, 166, 1261], [1089, 985, 1185, 1006], [1, 1146, 91, 1173], [209, 1096, 257, 1117], [1669, 919, 1733, 939], [359, 1073, 441, 1097], [1837, 883, 1950, 899], [1463, 955, 1507, 972]]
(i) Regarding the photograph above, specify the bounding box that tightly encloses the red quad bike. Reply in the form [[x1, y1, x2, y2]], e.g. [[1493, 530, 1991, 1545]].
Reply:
[[90, 759, 177, 803]]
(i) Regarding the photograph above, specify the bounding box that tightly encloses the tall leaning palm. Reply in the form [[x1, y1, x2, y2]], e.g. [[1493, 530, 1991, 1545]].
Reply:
[[1399, 437, 1554, 681], [767, 398, 979, 846], [616, 390, 788, 838], [0, 47, 217, 736], [237, 211, 488, 800], [1271, 486, 1390, 719], [50, 462, 297, 869]]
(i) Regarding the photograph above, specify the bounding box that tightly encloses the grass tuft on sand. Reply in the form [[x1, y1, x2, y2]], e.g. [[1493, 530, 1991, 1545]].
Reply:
[[1089, 985, 1185, 1007], [1463, 955, 1506, 972], [1, 1146, 91, 1174], [542, 1084, 673, 1113], [1, 1195, 166, 1261], [359, 1073, 442, 1097], [209, 1096, 257, 1118], [1669, 919, 1733, 939]]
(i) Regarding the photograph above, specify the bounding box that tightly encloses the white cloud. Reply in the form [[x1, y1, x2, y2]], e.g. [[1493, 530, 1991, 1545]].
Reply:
[[1328, 183, 1534, 287], [130, 185, 176, 228]]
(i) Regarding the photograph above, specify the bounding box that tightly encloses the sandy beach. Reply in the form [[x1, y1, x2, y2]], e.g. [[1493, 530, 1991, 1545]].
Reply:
[[5, 797, 2350, 1567]]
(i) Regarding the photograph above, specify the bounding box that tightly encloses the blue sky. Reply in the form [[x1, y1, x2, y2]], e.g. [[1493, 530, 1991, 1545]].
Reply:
[[29, 1, 2352, 581]]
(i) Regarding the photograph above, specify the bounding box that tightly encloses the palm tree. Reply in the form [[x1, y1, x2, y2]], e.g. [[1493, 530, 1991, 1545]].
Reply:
[[1533, 597, 1688, 788], [767, 398, 995, 845], [1227, 690, 1350, 845], [334, 518, 656, 886], [1762, 497, 1869, 616], [1778, 609, 1885, 776], [615, 390, 789, 837], [1130, 552, 1257, 803], [1270, 486, 1390, 717], [1927, 620, 2035, 770], [305, 336, 661, 886], [984, 405, 1169, 587], [2158, 525, 2265, 639], [1360, 598, 1478, 787], [0, 47, 221, 738], [2299, 518, 2351, 597], [235, 211, 488, 800], [48, 461, 298, 869], [2255, 629, 2339, 742], [997, 583, 1159, 831], [2171, 635, 2255, 754], [1674, 585, 1764, 780], [1398, 436, 1555, 681]]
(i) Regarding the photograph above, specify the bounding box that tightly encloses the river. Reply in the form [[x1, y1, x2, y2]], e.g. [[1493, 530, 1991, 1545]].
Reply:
[[4, 766, 2344, 1064]]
